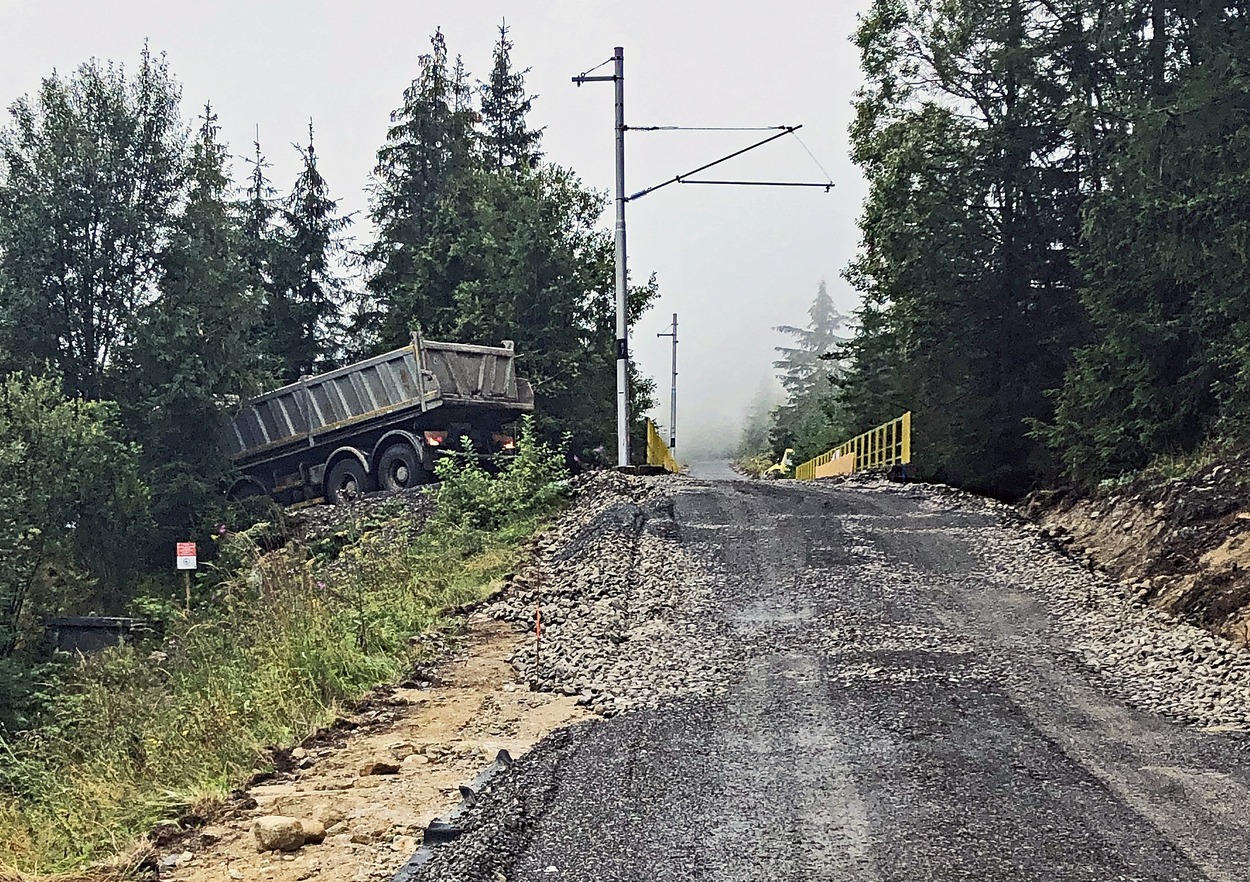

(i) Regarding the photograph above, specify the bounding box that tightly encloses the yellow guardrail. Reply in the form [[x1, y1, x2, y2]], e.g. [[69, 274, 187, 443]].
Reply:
[[646, 419, 681, 473], [794, 412, 911, 480]]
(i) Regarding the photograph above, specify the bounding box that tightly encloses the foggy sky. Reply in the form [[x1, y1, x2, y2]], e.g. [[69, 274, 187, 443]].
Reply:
[[0, 1, 871, 458]]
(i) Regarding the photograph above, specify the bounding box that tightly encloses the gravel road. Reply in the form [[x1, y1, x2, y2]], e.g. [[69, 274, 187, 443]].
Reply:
[[402, 469, 1250, 881]]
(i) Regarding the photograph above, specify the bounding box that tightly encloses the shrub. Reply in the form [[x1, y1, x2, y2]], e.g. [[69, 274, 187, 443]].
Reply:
[[433, 416, 568, 531]]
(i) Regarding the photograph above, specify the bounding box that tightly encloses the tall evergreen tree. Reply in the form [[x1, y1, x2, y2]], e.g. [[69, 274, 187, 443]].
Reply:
[[839, 0, 1089, 495], [773, 281, 848, 401], [239, 132, 279, 299], [1042, 0, 1250, 481], [0, 45, 186, 400], [268, 121, 352, 381], [129, 105, 262, 546], [479, 23, 543, 172], [769, 281, 850, 460], [361, 29, 477, 347]]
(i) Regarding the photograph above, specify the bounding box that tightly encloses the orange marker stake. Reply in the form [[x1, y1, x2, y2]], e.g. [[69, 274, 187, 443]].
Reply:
[[534, 605, 543, 671]]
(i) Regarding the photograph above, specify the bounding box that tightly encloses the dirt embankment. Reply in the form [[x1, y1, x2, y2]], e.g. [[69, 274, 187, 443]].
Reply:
[[1027, 459, 1250, 646]]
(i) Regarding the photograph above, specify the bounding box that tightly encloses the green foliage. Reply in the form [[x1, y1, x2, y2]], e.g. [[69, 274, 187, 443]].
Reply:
[[360, 29, 658, 456], [0, 45, 186, 401], [732, 453, 777, 479], [266, 122, 354, 382], [1038, 2, 1250, 484], [360, 28, 476, 348], [767, 282, 851, 462], [835, 0, 1108, 495], [0, 454, 564, 874], [833, 1, 1250, 494], [432, 417, 568, 532], [0, 373, 150, 657], [126, 106, 265, 551], [479, 23, 543, 172]]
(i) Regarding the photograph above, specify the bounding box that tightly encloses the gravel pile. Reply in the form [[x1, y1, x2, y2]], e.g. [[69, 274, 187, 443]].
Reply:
[[975, 519, 1250, 730], [488, 471, 735, 718], [288, 486, 436, 539]]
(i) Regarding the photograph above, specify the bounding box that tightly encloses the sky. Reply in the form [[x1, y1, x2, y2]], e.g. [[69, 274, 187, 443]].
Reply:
[[0, 0, 872, 459]]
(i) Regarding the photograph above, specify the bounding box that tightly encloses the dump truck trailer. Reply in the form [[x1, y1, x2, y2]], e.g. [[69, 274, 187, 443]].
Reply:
[[225, 334, 534, 504]]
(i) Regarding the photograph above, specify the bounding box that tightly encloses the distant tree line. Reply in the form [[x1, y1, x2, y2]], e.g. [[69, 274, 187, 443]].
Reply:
[[0, 29, 656, 652], [777, 0, 1250, 497]]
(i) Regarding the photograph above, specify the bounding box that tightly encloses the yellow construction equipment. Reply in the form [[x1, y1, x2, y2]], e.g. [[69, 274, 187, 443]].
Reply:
[[794, 412, 911, 480], [764, 448, 795, 478]]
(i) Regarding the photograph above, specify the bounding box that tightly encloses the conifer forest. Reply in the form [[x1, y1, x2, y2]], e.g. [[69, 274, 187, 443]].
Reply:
[[0, 28, 656, 656], [752, 1, 1250, 499]]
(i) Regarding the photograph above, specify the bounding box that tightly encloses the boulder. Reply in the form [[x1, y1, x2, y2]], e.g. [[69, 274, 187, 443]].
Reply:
[[310, 804, 347, 829], [300, 819, 327, 844], [252, 816, 305, 852]]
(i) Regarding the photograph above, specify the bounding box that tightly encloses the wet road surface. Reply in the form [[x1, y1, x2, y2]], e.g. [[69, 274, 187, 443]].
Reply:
[[415, 474, 1250, 881]]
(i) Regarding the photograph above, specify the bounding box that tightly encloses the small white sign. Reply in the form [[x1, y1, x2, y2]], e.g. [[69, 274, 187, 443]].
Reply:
[[176, 542, 197, 570]]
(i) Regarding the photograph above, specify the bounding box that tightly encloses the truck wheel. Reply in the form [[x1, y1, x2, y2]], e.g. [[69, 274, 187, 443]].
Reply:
[[326, 458, 371, 504], [377, 442, 430, 492], [227, 478, 266, 502]]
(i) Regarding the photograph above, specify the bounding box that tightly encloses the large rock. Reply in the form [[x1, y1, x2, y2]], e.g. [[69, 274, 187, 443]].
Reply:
[[252, 815, 305, 852], [310, 804, 348, 829], [300, 818, 327, 844]]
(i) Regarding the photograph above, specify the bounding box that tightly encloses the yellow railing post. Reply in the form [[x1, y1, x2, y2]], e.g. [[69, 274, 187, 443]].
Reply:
[[792, 412, 913, 480], [646, 419, 681, 473]]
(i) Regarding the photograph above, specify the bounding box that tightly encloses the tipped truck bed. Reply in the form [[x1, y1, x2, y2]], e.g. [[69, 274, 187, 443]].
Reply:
[[226, 334, 534, 503]]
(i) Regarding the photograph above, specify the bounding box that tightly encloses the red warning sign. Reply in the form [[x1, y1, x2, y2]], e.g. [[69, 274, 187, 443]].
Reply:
[[175, 542, 197, 570]]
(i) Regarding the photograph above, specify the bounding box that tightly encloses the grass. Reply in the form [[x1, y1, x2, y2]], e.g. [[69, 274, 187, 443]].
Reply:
[[0, 421, 567, 876], [1098, 438, 1242, 490], [1139, 438, 1238, 483]]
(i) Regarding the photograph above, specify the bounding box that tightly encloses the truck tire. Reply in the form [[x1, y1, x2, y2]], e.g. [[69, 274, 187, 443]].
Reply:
[[226, 478, 266, 502], [377, 442, 430, 492], [325, 457, 371, 504]]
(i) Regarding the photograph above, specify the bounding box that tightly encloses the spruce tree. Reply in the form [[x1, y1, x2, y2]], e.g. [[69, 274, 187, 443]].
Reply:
[[479, 23, 543, 172], [239, 132, 280, 299], [1042, 1, 1250, 481], [769, 281, 849, 460], [838, 0, 1088, 495], [269, 121, 352, 381], [130, 105, 263, 547], [362, 29, 477, 347]]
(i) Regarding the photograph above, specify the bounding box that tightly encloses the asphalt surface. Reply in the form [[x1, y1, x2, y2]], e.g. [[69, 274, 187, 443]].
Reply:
[[409, 470, 1250, 881]]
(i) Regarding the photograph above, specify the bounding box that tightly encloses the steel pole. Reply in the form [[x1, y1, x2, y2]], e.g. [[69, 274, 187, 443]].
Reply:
[[668, 313, 678, 450], [613, 47, 630, 467], [657, 312, 678, 451]]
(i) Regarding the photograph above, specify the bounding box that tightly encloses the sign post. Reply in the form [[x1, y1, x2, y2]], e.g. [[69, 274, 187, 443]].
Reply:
[[176, 542, 197, 612]]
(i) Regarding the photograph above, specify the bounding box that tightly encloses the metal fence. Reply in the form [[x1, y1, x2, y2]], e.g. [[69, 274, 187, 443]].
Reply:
[[794, 412, 912, 480], [646, 420, 681, 473]]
